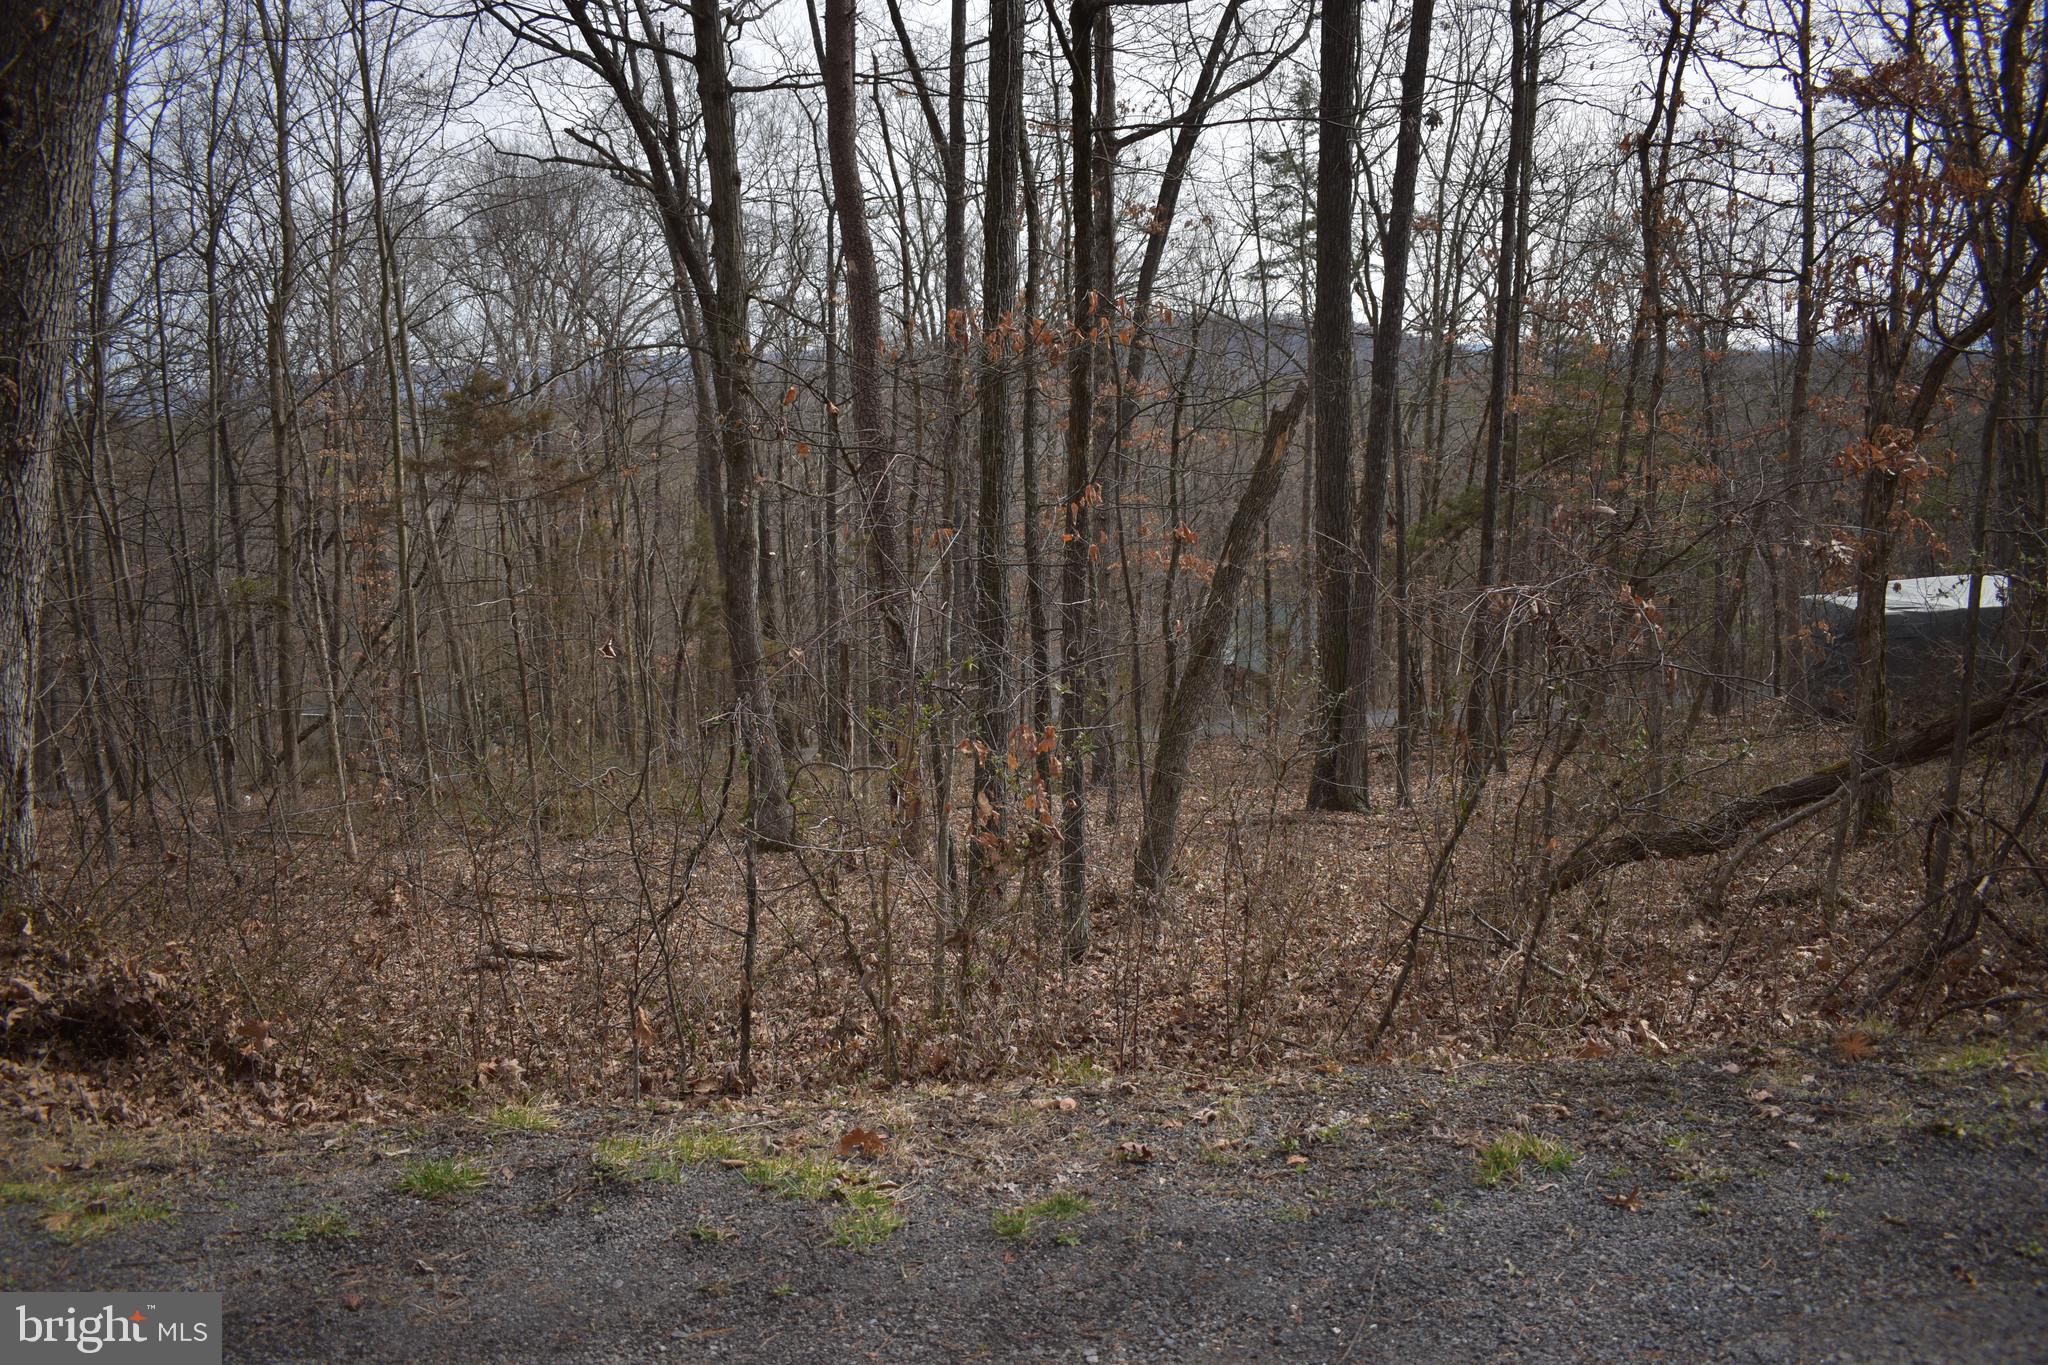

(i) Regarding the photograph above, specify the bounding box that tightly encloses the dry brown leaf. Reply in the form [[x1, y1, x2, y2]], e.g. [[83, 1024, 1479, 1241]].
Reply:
[[835, 1126, 888, 1159]]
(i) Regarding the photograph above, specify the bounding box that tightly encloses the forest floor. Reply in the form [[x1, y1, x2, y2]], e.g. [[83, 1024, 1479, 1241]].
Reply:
[[4, 1038, 2044, 1361]]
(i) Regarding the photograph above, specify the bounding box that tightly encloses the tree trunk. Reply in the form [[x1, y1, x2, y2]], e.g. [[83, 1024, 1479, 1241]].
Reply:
[[820, 0, 913, 725], [1134, 382, 1309, 892], [1306, 0, 1362, 811], [1338, 0, 1436, 808], [968, 0, 1023, 920], [1463, 0, 1536, 771], [1059, 0, 1106, 963], [0, 0, 120, 909]]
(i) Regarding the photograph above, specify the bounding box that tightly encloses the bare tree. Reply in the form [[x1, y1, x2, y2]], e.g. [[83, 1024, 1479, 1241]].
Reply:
[[1305, 0, 1362, 811], [0, 0, 121, 909]]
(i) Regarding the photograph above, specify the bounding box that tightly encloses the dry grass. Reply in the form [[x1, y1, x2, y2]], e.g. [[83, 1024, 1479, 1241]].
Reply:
[[8, 707, 2043, 1129]]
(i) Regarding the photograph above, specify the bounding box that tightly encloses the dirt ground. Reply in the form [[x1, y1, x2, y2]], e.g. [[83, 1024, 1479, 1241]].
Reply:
[[3, 1037, 2044, 1362]]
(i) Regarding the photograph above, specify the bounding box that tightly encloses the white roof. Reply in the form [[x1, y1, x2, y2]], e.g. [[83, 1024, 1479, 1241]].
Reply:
[[1810, 573, 2008, 614]]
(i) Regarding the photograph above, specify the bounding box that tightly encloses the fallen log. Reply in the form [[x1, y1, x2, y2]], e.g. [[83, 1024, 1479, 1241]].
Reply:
[[1543, 681, 2043, 899]]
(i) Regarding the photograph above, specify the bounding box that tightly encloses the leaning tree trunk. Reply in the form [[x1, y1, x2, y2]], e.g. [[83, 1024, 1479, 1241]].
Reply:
[[1134, 382, 1309, 893], [0, 0, 121, 911]]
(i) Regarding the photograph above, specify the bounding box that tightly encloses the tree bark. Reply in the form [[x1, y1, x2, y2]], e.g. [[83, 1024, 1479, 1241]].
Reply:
[[0, 0, 121, 910], [1337, 0, 1436, 807], [1462, 0, 1537, 771], [968, 0, 1023, 920], [1306, 0, 1363, 811], [1059, 0, 1107, 962], [1134, 382, 1309, 892], [820, 0, 913, 715]]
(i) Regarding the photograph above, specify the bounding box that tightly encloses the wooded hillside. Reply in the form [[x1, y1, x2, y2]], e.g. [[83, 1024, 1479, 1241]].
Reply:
[[0, 0, 2041, 1121]]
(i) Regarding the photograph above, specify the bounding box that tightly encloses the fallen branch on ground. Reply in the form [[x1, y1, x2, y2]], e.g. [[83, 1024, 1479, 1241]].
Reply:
[[1543, 681, 2044, 899]]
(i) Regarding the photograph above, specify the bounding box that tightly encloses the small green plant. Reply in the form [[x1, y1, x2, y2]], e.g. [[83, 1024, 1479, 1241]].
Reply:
[[487, 1104, 559, 1134], [1691, 1198, 1716, 1219], [1273, 1203, 1313, 1223], [1824, 1170, 1853, 1185], [771, 1281, 797, 1299], [1809, 1206, 1834, 1224], [830, 1187, 905, 1250], [395, 1158, 487, 1199], [1047, 1053, 1109, 1086], [991, 1207, 1034, 1239], [279, 1207, 356, 1242], [688, 1223, 736, 1244], [1475, 1134, 1577, 1188]]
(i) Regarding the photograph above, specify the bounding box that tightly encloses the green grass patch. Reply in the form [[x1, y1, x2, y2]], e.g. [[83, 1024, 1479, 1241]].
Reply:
[[279, 1206, 357, 1242], [742, 1154, 841, 1202], [1046, 1053, 1109, 1086], [590, 1125, 903, 1250], [991, 1207, 1033, 1238], [1475, 1133, 1577, 1188], [1928, 1041, 2005, 1074], [992, 1191, 1091, 1240], [594, 1125, 754, 1183], [829, 1186, 905, 1250], [0, 1180, 174, 1242], [0, 1179, 175, 1243], [592, 1135, 673, 1181], [394, 1158, 487, 1199], [486, 1103, 559, 1134]]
